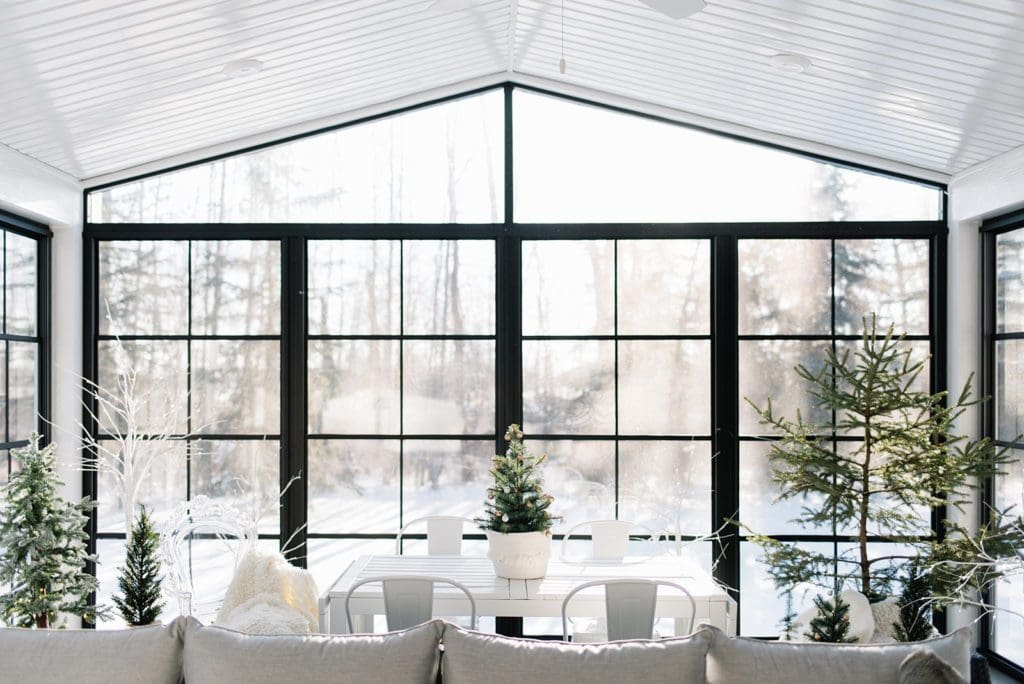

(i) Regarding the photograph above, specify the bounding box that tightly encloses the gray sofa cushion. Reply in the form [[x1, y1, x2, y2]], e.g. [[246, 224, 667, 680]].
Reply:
[[183, 618, 443, 684], [0, 616, 186, 684], [704, 624, 972, 684], [441, 622, 711, 684], [898, 648, 968, 684]]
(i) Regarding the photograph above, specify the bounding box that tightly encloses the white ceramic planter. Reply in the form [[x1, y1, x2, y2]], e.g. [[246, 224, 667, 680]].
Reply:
[[486, 529, 552, 579]]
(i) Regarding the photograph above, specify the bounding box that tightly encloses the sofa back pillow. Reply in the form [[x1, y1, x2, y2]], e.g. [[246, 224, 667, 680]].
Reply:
[[184, 618, 443, 684], [0, 616, 185, 684], [704, 624, 971, 684], [441, 622, 711, 684]]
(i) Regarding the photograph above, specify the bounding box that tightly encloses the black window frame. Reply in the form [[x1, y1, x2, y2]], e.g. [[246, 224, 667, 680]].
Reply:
[[81, 83, 948, 635], [979, 208, 1024, 679], [0, 209, 51, 476]]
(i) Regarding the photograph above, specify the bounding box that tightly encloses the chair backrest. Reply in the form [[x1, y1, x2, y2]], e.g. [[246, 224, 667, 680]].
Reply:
[[396, 516, 476, 556], [159, 495, 252, 622], [344, 575, 478, 633], [560, 519, 658, 562], [561, 578, 696, 641]]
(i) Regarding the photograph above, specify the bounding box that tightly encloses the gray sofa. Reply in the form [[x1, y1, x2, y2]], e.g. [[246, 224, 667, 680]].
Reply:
[[0, 617, 973, 683]]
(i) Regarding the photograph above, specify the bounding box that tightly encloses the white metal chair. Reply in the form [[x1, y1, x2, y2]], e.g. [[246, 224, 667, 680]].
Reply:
[[396, 515, 477, 555], [559, 519, 659, 563], [561, 579, 696, 641], [344, 575, 478, 633]]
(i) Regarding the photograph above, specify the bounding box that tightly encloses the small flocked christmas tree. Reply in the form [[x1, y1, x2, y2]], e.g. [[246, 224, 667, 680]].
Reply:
[[805, 589, 856, 643], [113, 506, 165, 626], [893, 564, 933, 642], [476, 425, 556, 534], [0, 435, 99, 628]]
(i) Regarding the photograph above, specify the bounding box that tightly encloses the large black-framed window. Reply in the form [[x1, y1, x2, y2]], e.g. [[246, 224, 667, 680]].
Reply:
[[82, 83, 947, 634], [981, 210, 1024, 676], [519, 235, 714, 565], [305, 236, 499, 565], [0, 209, 50, 489], [735, 236, 937, 634], [88, 237, 283, 614]]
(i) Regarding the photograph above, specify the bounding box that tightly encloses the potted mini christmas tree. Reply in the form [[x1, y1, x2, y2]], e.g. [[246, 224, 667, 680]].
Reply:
[[0, 435, 100, 628], [113, 506, 165, 626], [805, 589, 856, 643], [477, 424, 557, 579]]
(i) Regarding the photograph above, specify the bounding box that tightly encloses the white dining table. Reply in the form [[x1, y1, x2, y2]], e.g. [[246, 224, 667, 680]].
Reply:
[[318, 553, 736, 636]]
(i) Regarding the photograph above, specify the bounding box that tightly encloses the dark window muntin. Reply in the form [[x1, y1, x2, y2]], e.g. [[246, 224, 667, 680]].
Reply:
[[82, 225, 945, 631], [0, 210, 51, 483], [91, 237, 283, 548], [80, 84, 948, 635], [980, 209, 1024, 678], [306, 236, 499, 549], [519, 235, 713, 551], [732, 236, 939, 633]]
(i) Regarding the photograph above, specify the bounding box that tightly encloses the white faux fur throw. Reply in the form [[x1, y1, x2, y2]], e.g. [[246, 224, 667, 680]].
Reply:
[[214, 548, 320, 634]]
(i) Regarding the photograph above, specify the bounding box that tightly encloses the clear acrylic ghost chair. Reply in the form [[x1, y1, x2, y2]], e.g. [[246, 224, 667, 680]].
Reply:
[[395, 516, 477, 555], [559, 519, 659, 563], [561, 579, 696, 641], [344, 575, 477, 633], [159, 496, 252, 623]]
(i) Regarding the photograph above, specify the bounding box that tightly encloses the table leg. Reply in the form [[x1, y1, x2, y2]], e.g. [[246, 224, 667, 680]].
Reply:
[[709, 601, 732, 635], [351, 613, 374, 634], [328, 599, 375, 634], [496, 617, 523, 637]]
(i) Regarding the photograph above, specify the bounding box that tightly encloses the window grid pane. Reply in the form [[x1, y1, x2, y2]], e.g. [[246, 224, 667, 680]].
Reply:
[[991, 226, 1024, 666], [93, 241, 283, 533], [737, 237, 933, 635], [522, 238, 713, 536], [0, 228, 41, 446], [307, 239, 497, 538]]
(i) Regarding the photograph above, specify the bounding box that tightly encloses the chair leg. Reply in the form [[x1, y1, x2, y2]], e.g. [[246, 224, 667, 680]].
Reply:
[[348, 613, 374, 634]]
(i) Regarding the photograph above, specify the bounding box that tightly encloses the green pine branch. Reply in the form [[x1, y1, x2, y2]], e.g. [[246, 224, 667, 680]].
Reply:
[[476, 424, 558, 534], [805, 590, 856, 643], [743, 315, 1023, 600], [113, 506, 165, 626], [893, 564, 932, 642]]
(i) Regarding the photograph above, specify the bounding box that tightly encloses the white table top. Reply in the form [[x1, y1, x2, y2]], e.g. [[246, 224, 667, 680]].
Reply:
[[322, 553, 736, 634], [327, 553, 732, 606], [329, 554, 513, 601], [522, 555, 728, 602]]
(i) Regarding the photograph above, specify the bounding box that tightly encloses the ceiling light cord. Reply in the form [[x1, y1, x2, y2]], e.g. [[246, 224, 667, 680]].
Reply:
[[559, 0, 566, 74]]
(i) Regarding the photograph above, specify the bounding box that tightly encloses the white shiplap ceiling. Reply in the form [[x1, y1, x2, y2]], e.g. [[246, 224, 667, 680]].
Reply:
[[1, 0, 1022, 183]]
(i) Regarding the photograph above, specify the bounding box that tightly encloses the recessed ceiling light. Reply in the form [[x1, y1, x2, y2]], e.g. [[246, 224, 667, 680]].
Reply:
[[770, 53, 812, 74], [638, 0, 706, 20], [222, 58, 264, 79]]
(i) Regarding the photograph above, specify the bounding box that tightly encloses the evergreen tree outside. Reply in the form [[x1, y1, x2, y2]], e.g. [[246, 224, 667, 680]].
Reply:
[[746, 316, 1022, 598], [0, 435, 99, 628], [779, 587, 798, 640], [893, 564, 933, 642], [113, 506, 165, 626], [805, 590, 856, 643], [476, 424, 556, 534]]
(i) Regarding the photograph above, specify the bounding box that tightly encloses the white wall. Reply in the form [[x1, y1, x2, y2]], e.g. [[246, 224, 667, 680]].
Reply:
[[945, 143, 1024, 636], [0, 144, 82, 503]]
